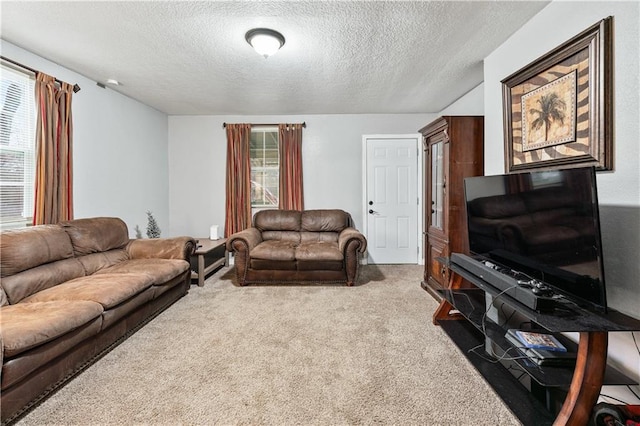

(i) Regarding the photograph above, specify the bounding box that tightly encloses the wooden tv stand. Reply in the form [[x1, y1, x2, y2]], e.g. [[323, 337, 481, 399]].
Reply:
[[431, 258, 640, 426]]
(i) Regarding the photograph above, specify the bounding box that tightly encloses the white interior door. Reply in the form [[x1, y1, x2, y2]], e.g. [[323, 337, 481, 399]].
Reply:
[[364, 135, 420, 264]]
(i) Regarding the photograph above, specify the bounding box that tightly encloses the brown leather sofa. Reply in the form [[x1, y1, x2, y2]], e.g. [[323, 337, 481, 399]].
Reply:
[[0, 217, 196, 424], [226, 209, 367, 286]]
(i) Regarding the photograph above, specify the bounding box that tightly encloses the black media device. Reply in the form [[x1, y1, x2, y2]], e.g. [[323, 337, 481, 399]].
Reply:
[[458, 166, 607, 313]]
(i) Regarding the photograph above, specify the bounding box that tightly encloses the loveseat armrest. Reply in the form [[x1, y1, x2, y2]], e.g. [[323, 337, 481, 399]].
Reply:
[[226, 228, 263, 286], [338, 227, 367, 253], [126, 237, 197, 261], [339, 227, 367, 286], [226, 228, 263, 254]]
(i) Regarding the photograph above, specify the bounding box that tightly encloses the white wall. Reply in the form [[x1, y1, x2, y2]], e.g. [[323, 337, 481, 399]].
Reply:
[[439, 83, 484, 116], [483, 1, 640, 399], [485, 2, 640, 205], [1, 41, 170, 236], [168, 114, 434, 238]]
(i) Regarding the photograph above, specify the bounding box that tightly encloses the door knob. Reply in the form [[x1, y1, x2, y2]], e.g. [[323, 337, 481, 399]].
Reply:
[[369, 209, 379, 215]]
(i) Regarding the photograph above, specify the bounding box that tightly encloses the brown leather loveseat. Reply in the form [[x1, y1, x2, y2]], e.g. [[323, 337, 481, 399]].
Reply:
[[226, 209, 367, 286], [0, 217, 196, 424]]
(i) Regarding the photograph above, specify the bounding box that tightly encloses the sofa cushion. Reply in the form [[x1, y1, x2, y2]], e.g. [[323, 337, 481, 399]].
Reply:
[[251, 240, 297, 261], [95, 259, 190, 285], [295, 241, 343, 261], [0, 225, 74, 277], [1, 257, 86, 305], [261, 231, 301, 244], [77, 249, 130, 275], [300, 231, 340, 243], [254, 210, 301, 231], [301, 210, 350, 232], [22, 273, 155, 310], [0, 300, 104, 358], [1, 316, 102, 390], [60, 217, 129, 256]]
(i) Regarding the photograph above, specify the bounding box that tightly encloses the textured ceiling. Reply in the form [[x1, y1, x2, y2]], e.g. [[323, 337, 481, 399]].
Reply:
[[1, 1, 549, 115]]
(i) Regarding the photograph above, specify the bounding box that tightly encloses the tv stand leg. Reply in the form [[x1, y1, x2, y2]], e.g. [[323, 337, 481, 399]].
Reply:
[[554, 331, 608, 426], [433, 274, 464, 325]]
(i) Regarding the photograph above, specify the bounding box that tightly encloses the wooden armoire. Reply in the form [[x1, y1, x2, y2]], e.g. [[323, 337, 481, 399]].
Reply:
[[419, 116, 484, 300]]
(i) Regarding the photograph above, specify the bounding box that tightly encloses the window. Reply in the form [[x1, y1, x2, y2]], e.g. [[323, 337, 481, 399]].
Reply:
[[0, 63, 36, 229], [250, 127, 279, 208]]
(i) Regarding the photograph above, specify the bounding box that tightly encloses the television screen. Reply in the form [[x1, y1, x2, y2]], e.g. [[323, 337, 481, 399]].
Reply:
[[463, 166, 607, 312]]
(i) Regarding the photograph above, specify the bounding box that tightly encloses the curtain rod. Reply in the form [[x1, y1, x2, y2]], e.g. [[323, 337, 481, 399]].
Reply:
[[1, 55, 81, 93], [223, 122, 306, 128]]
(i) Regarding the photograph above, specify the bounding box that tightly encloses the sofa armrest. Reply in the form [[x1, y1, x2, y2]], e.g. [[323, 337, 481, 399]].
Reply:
[[126, 237, 197, 261], [226, 228, 263, 286], [338, 227, 367, 253], [226, 228, 263, 254], [338, 227, 367, 286]]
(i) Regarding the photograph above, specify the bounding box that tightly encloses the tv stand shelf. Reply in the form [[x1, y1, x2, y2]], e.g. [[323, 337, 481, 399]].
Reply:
[[431, 258, 640, 426], [447, 262, 639, 332], [436, 287, 634, 388]]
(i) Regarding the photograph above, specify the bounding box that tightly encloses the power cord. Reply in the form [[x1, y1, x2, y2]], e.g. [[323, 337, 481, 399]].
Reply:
[[464, 283, 545, 365], [479, 283, 520, 338], [597, 331, 640, 406], [498, 301, 517, 327], [466, 340, 535, 364]]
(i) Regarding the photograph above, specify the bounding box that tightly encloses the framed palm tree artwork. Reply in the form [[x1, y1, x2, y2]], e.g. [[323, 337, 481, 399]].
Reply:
[[501, 16, 613, 172]]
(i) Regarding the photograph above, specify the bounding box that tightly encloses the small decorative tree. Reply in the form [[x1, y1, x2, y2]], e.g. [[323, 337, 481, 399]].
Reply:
[[134, 225, 143, 239], [146, 211, 161, 238]]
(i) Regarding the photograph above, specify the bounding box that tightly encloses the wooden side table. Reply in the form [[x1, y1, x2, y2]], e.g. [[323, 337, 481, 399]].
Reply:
[[190, 238, 228, 287]]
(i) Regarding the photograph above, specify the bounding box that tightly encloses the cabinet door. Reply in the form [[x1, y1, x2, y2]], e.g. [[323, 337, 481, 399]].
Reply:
[[428, 135, 448, 237], [426, 235, 449, 291]]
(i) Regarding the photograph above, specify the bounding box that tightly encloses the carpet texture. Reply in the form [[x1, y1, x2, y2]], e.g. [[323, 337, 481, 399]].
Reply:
[[16, 265, 520, 425]]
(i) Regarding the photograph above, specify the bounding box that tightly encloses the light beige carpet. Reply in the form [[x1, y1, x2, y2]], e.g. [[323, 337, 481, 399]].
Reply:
[[16, 265, 520, 425]]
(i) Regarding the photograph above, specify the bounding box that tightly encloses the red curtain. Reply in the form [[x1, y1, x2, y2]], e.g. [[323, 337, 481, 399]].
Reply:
[[33, 72, 74, 225], [224, 123, 252, 237], [278, 123, 304, 211]]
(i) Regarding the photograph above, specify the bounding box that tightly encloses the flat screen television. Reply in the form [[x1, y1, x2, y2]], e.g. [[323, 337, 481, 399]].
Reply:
[[463, 166, 607, 312]]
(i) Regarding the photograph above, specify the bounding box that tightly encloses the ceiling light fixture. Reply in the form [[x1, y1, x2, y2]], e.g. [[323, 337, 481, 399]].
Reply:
[[106, 79, 120, 86], [245, 28, 285, 58]]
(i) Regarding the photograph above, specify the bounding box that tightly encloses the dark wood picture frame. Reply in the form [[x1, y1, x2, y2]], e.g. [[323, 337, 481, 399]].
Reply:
[[502, 17, 613, 172]]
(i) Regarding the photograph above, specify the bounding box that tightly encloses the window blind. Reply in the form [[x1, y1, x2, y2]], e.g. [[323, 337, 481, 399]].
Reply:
[[0, 63, 36, 228]]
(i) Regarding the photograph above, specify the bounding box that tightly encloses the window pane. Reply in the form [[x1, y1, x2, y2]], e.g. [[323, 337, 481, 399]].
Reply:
[[264, 149, 278, 167], [0, 150, 25, 182], [264, 131, 278, 149], [1, 63, 35, 228], [250, 128, 279, 207]]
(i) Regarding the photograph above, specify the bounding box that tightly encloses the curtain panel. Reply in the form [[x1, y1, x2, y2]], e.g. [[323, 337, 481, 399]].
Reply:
[[224, 123, 252, 237], [278, 123, 304, 211], [33, 72, 74, 225]]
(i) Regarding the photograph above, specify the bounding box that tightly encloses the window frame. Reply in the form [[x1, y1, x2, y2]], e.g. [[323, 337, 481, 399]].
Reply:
[[250, 126, 279, 209], [0, 62, 36, 230]]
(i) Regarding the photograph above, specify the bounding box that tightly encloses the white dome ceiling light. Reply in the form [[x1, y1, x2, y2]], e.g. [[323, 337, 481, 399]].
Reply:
[[245, 28, 285, 58]]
